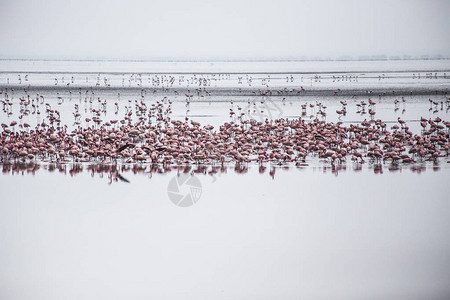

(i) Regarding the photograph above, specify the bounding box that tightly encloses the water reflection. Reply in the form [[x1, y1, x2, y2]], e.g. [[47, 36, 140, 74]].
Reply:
[[1, 161, 445, 182]]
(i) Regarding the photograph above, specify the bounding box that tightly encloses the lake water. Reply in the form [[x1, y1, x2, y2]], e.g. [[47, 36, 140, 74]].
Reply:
[[1, 59, 450, 299]]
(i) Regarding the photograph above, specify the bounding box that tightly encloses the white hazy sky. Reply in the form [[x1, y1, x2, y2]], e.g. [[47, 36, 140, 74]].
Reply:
[[0, 0, 449, 60]]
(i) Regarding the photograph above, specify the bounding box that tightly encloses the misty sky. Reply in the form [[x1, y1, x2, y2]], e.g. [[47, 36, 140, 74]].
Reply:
[[0, 0, 449, 60]]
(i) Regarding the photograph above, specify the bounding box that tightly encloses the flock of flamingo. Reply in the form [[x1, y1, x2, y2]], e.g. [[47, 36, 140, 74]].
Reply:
[[0, 86, 449, 175]]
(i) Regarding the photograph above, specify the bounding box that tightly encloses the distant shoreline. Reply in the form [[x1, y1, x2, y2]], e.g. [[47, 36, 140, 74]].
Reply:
[[0, 57, 449, 63]]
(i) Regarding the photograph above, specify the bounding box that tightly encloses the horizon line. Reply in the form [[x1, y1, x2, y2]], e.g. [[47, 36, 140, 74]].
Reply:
[[1, 57, 449, 63]]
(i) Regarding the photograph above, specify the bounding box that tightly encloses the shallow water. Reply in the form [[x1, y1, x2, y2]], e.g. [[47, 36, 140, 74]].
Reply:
[[1, 59, 449, 94], [1, 166, 450, 299], [1, 60, 450, 299]]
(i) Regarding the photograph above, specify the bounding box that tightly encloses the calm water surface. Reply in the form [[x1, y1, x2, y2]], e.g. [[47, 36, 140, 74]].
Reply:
[[1, 60, 449, 299]]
